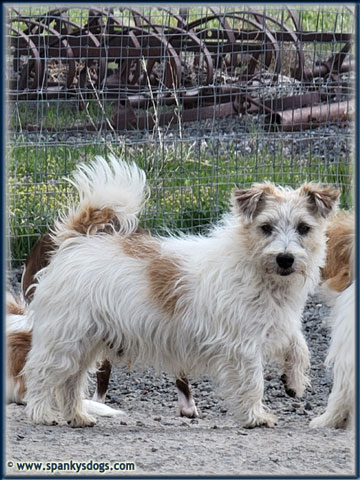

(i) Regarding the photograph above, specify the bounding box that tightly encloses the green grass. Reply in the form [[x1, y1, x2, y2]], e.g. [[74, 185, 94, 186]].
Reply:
[[9, 5, 354, 33], [9, 100, 115, 132], [7, 139, 353, 265]]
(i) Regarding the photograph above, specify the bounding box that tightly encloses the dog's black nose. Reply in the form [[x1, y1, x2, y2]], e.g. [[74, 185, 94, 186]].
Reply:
[[276, 253, 294, 269]]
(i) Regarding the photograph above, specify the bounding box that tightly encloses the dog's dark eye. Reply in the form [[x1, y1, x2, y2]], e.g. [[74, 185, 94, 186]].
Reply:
[[297, 222, 311, 235], [261, 223, 273, 235]]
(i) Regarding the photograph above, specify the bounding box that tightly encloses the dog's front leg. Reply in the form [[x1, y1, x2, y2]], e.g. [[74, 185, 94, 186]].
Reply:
[[280, 333, 310, 398], [215, 354, 276, 428]]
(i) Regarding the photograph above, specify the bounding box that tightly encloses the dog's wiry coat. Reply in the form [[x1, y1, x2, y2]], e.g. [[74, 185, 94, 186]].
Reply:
[[24, 158, 338, 428]]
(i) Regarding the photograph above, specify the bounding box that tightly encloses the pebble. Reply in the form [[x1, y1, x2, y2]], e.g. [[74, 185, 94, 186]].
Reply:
[[270, 456, 280, 463], [180, 421, 190, 427]]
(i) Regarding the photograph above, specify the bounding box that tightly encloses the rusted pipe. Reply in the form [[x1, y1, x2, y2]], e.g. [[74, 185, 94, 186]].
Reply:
[[267, 99, 355, 131]]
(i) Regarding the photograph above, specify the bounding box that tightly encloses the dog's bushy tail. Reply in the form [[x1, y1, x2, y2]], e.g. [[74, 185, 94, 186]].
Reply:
[[53, 155, 148, 245]]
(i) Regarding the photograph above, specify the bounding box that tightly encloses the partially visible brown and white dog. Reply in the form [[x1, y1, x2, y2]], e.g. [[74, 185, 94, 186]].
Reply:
[[310, 210, 355, 429], [6, 291, 30, 404]]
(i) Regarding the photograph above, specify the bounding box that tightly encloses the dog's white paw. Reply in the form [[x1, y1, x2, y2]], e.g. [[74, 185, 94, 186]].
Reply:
[[310, 413, 347, 429], [178, 391, 199, 418], [309, 415, 329, 429], [67, 413, 97, 428], [179, 404, 199, 418], [281, 373, 309, 399], [244, 411, 277, 429], [25, 403, 59, 426]]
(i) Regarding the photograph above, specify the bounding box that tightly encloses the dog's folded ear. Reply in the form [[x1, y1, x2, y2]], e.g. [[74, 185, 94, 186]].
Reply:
[[232, 183, 276, 220], [299, 183, 340, 218]]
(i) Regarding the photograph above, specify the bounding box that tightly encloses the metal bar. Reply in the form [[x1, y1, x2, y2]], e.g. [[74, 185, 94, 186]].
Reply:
[[266, 100, 355, 131]]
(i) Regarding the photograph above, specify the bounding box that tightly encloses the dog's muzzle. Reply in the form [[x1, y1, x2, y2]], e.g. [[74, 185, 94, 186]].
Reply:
[[276, 253, 295, 276]]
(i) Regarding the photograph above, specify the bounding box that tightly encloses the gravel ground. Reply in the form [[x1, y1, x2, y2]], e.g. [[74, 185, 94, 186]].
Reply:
[[19, 119, 352, 168], [5, 273, 355, 476]]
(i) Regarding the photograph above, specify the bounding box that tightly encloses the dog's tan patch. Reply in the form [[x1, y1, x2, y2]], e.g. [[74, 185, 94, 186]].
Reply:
[[122, 234, 184, 316], [69, 206, 116, 236], [322, 211, 354, 291], [147, 255, 184, 316], [7, 300, 25, 316], [7, 330, 32, 400], [121, 233, 159, 259]]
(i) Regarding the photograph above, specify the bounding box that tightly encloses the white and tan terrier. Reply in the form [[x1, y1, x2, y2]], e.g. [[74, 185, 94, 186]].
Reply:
[[23, 156, 339, 428]]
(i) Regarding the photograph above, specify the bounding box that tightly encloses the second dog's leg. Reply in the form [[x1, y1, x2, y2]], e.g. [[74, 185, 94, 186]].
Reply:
[[92, 360, 112, 403], [176, 377, 199, 418], [280, 334, 310, 398], [310, 353, 354, 429], [309, 389, 352, 429]]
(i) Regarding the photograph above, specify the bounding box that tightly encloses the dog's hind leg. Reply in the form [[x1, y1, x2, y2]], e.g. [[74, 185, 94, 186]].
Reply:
[[310, 351, 354, 429], [92, 359, 112, 403], [25, 337, 99, 426], [309, 393, 352, 429], [25, 359, 64, 425], [176, 376, 198, 418], [24, 382, 59, 426], [55, 346, 103, 427], [57, 372, 96, 428]]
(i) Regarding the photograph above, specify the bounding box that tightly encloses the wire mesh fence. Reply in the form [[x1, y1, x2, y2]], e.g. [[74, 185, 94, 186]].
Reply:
[[6, 5, 355, 266]]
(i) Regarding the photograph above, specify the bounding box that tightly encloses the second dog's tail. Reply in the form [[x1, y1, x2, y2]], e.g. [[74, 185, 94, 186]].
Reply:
[[53, 155, 148, 245]]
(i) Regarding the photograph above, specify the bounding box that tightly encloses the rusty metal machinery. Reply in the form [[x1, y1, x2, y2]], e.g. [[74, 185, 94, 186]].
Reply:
[[7, 6, 354, 132]]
